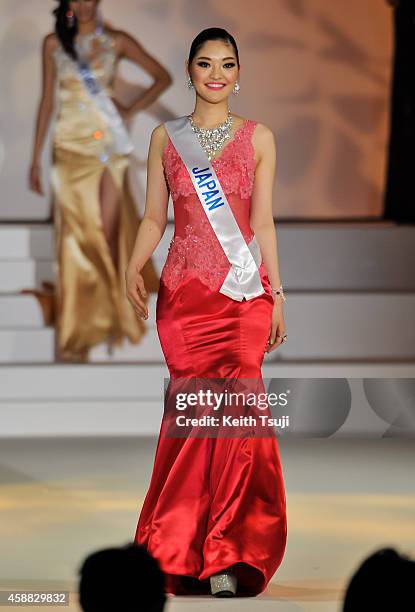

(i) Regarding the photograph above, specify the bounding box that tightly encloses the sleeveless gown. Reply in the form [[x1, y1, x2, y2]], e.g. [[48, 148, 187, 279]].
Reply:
[[51, 30, 158, 359], [134, 119, 287, 596]]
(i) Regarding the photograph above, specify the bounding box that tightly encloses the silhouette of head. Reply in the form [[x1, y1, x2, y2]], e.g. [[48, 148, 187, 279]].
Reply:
[[78, 543, 166, 612], [343, 547, 415, 611]]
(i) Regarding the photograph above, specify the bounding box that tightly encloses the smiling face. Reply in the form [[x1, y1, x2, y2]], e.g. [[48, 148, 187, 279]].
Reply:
[[187, 39, 240, 103], [69, 0, 100, 24]]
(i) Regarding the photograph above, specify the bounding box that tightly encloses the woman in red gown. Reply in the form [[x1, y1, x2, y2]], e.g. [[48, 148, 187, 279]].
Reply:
[[126, 27, 287, 597]]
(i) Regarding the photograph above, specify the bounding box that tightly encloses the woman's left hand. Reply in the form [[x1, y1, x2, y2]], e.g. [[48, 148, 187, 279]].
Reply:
[[265, 300, 287, 353]]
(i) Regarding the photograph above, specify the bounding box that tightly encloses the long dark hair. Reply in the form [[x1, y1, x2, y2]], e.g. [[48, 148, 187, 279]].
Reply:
[[188, 27, 240, 68], [53, 0, 78, 60]]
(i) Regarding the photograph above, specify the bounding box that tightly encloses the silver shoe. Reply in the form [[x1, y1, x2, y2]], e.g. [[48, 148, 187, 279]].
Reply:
[[210, 568, 237, 597]]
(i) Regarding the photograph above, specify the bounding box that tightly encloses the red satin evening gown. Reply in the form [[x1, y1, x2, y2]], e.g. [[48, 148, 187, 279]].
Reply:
[[134, 119, 287, 596]]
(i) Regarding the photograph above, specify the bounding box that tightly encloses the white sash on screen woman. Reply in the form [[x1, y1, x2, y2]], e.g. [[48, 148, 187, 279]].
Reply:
[[75, 59, 134, 156], [164, 116, 265, 302]]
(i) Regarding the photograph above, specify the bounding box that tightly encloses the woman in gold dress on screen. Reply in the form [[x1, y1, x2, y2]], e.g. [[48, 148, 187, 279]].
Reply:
[[28, 0, 171, 361]]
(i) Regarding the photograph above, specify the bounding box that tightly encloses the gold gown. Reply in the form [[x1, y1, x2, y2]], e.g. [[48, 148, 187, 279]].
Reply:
[[50, 30, 158, 359]]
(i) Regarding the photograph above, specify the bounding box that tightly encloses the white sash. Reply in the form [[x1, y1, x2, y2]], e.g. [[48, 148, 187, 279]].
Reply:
[[164, 116, 265, 302], [76, 59, 134, 156]]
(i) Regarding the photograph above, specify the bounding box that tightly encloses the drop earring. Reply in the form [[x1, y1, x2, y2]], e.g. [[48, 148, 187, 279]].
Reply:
[[233, 81, 241, 95], [66, 10, 75, 28], [187, 76, 194, 90]]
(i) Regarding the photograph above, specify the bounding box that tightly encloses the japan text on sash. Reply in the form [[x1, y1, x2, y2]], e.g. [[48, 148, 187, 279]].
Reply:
[[164, 116, 265, 301]]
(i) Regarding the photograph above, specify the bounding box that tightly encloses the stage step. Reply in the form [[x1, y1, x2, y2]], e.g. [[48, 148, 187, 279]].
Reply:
[[0, 260, 55, 293], [1, 222, 414, 364], [0, 362, 413, 438], [0, 225, 53, 259], [1, 292, 414, 363], [0, 329, 54, 362], [0, 294, 46, 328], [1, 222, 414, 291]]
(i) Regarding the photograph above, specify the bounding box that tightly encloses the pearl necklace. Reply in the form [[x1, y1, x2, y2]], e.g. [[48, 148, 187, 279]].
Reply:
[[188, 110, 233, 160]]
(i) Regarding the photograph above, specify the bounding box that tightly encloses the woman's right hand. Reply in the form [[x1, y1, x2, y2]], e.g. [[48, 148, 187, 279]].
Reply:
[[125, 265, 149, 320], [29, 163, 44, 196]]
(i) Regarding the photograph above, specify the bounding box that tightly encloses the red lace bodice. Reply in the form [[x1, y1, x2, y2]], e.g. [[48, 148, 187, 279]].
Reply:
[[161, 118, 258, 292]]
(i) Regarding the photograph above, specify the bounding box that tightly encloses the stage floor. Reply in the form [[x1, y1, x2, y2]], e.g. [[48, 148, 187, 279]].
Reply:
[[0, 437, 413, 611]]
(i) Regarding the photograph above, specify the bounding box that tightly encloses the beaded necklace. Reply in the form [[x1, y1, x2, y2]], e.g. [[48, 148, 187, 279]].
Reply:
[[188, 110, 233, 161]]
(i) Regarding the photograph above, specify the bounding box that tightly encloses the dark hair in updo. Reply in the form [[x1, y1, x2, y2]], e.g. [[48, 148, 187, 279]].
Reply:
[[53, 0, 78, 61], [188, 27, 240, 68]]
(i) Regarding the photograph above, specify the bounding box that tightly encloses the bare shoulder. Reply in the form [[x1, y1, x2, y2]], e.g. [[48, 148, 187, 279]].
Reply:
[[106, 27, 132, 41], [251, 122, 276, 162], [107, 27, 143, 52], [150, 123, 169, 155], [43, 32, 59, 55], [105, 26, 124, 41], [252, 122, 275, 145]]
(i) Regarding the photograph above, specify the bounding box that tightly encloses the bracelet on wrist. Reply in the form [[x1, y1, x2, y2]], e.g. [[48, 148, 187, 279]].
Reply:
[[270, 284, 286, 303]]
